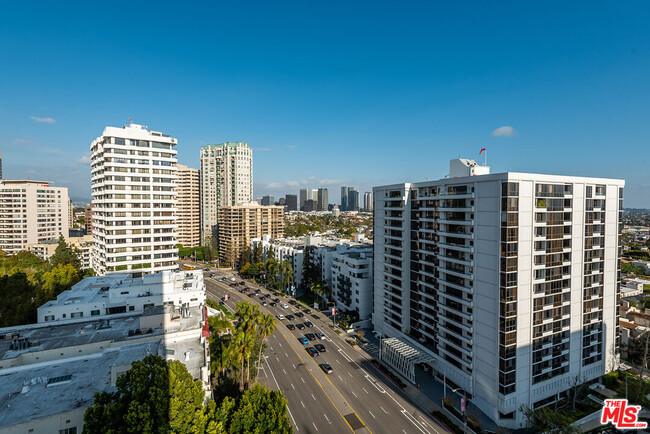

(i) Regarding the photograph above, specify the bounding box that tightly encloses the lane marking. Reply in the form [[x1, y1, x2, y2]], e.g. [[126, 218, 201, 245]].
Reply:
[[312, 422, 319, 432], [401, 409, 431, 434], [276, 356, 279, 362], [301, 377, 305, 383], [324, 413, 330, 423], [285, 352, 289, 358], [338, 375, 343, 381], [335, 359, 341, 364], [291, 383, 295, 390], [381, 406, 388, 414], [362, 387, 369, 394], [369, 410, 376, 419], [283, 368, 287, 375], [301, 400, 305, 408], [348, 372, 353, 378], [311, 393, 316, 401], [262, 342, 299, 431], [351, 390, 358, 398]]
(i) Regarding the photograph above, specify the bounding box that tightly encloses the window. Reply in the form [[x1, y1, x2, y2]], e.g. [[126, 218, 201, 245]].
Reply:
[[59, 428, 78, 434], [91, 310, 100, 316], [71, 312, 83, 318], [44, 315, 54, 322], [129, 306, 135, 311]]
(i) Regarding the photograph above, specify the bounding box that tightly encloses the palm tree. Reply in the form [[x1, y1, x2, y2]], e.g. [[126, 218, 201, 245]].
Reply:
[[243, 332, 256, 388], [233, 331, 247, 392], [279, 259, 293, 292], [266, 259, 279, 289], [255, 314, 276, 382]]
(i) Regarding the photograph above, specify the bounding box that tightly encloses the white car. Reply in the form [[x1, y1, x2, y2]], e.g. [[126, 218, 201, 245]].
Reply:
[[277, 314, 285, 320], [282, 304, 289, 309]]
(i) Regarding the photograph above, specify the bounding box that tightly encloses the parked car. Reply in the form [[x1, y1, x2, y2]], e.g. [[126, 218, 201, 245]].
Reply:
[[297, 323, 305, 330], [298, 337, 309, 345], [305, 333, 316, 341], [282, 303, 289, 309], [305, 321, 314, 328], [277, 314, 285, 320], [314, 344, 326, 352], [295, 312, 304, 318], [319, 363, 333, 374], [306, 347, 319, 357], [286, 315, 295, 320], [289, 300, 297, 305], [287, 324, 295, 330], [316, 332, 325, 340]]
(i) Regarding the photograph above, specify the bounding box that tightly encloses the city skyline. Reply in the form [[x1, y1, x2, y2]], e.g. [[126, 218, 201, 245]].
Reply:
[[1, 3, 650, 207]]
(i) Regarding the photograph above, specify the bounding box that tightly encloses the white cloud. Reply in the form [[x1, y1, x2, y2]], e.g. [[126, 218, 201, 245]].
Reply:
[[491, 126, 517, 137], [319, 179, 347, 186], [76, 153, 91, 164], [30, 116, 56, 124], [254, 147, 271, 152]]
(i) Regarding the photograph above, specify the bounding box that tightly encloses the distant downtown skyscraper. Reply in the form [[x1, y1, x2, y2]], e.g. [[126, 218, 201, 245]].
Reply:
[[363, 191, 372, 211], [317, 188, 328, 211], [299, 189, 308, 210], [199, 142, 253, 244], [347, 189, 360, 211], [261, 195, 274, 206], [90, 123, 178, 276], [176, 164, 200, 247], [340, 186, 349, 211], [285, 194, 298, 211]]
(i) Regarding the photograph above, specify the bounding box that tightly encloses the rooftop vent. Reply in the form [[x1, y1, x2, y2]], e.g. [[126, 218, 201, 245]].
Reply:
[[47, 375, 73, 387]]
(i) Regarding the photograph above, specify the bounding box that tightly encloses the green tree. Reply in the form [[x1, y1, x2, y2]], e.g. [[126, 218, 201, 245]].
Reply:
[[252, 242, 263, 264], [256, 314, 276, 382], [519, 405, 580, 433], [239, 241, 250, 270], [50, 234, 81, 269], [226, 384, 292, 434], [0, 273, 37, 326]]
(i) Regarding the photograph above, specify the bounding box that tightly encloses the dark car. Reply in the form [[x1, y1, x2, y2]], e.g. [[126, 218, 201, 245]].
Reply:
[[314, 344, 326, 352], [305, 321, 314, 328], [319, 363, 333, 374], [286, 314, 295, 321], [304, 308, 311, 314], [230, 283, 237, 287], [289, 300, 297, 305], [286, 324, 295, 330], [295, 312, 304, 318], [255, 289, 261, 293], [239, 289, 246, 293], [244, 287, 250, 292], [274, 298, 280, 303], [270, 302, 277, 307], [296, 323, 305, 330], [305, 333, 316, 341], [239, 282, 246, 286], [306, 347, 319, 357]]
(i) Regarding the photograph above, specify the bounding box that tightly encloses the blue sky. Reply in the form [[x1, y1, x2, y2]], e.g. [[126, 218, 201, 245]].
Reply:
[[1, 1, 650, 206]]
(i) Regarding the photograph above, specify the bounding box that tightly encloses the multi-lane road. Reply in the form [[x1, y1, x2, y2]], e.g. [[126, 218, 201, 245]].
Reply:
[[202, 266, 449, 434]]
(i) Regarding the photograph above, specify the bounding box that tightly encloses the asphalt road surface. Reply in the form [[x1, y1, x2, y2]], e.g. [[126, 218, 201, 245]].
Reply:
[[201, 265, 450, 434]]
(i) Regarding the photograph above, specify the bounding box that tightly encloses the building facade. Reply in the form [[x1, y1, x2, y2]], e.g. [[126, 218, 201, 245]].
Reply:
[[372, 159, 624, 429], [261, 195, 274, 206], [90, 123, 178, 276], [348, 189, 360, 211], [84, 203, 93, 234], [200, 142, 253, 244], [364, 191, 373, 212], [331, 249, 373, 320], [299, 189, 308, 210], [0, 180, 69, 254], [285, 194, 298, 211], [317, 188, 328, 211], [27, 235, 94, 270], [341, 186, 349, 211], [176, 164, 200, 247], [218, 203, 284, 267]]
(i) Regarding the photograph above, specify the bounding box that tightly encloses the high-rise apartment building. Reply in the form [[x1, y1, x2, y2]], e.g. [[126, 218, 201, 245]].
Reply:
[[0, 180, 69, 254], [90, 123, 178, 276], [373, 158, 624, 429], [311, 189, 318, 203], [68, 198, 74, 228], [317, 188, 328, 211], [285, 194, 298, 211], [348, 189, 360, 211], [299, 189, 308, 210], [176, 164, 200, 247], [0, 149, 3, 179], [84, 204, 93, 235], [363, 191, 372, 211], [218, 203, 284, 267], [200, 142, 253, 244]]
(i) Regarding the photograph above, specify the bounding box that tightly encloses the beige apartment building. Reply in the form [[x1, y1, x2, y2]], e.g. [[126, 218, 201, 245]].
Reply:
[[26, 235, 94, 269], [0, 180, 69, 254], [218, 203, 284, 267], [176, 164, 200, 247], [84, 203, 93, 234]]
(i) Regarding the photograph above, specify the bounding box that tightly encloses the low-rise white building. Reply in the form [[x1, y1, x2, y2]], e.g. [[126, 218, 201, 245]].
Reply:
[[331, 249, 373, 320], [37, 269, 205, 323], [26, 235, 94, 270]]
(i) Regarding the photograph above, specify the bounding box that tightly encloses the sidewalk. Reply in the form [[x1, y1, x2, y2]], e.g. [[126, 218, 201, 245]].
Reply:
[[351, 328, 500, 433]]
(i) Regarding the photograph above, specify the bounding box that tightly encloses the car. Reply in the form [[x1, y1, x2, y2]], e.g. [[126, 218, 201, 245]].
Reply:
[[286, 324, 295, 330], [261, 302, 267, 306], [296, 323, 305, 330], [306, 347, 319, 357], [239, 289, 246, 293], [239, 282, 245, 286], [255, 289, 261, 293], [281, 304, 289, 309], [314, 344, 326, 352], [319, 363, 333, 374], [289, 300, 296, 305], [286, 314, 294, 320], [270, 302, 277, 307], [316, 332, 325, 340], [273, 298, 280, 303], [230, 283, 237, 287], [304, 308, 311, 314], [245, 287, 250, 292], [276, 314, 285, 320], [298, 337, 309, 345], [305, 333, 316, 341], [295, 312, 304, 318], [305, 321, 314, 328]]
